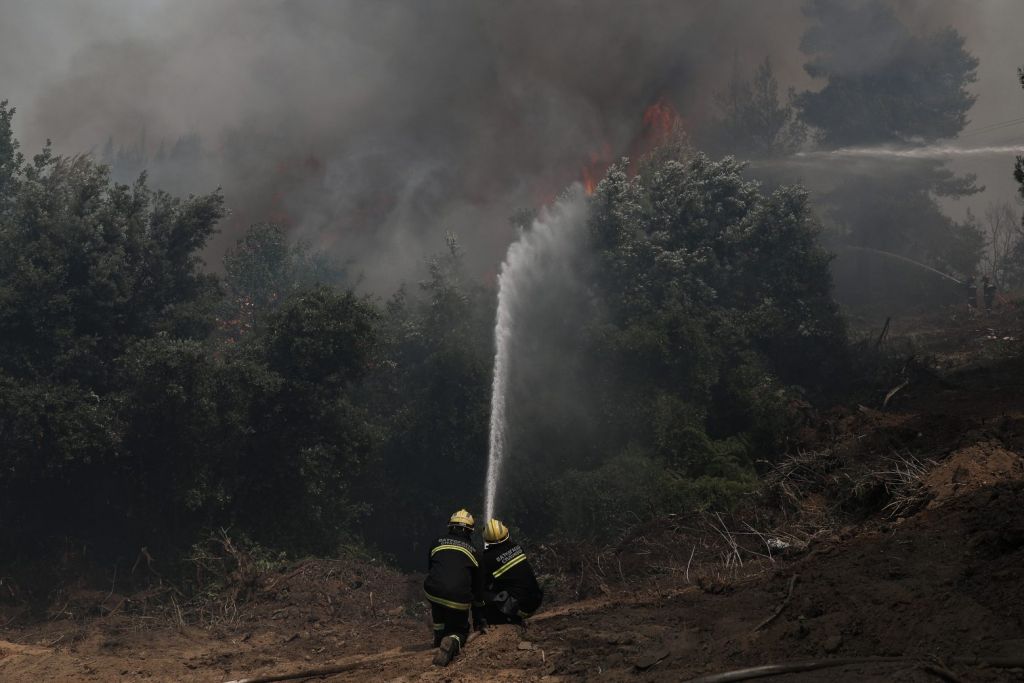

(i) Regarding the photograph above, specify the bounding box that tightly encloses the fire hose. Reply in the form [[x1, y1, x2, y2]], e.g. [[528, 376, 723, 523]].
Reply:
[[681, 655, 1024, 683], [222, 631, 484, 683], [223, 649, 1021, 683]]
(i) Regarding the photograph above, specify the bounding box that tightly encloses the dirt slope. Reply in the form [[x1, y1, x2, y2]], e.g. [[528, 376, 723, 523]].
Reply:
[[2, 307, 1023, 682]]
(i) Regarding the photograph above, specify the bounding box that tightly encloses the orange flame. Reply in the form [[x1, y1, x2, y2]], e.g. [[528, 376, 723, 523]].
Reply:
[[570, 98, 683, 198], [581, 143, 613, 195], [642, 98, 677, 136], [636, 97, 681, 157]]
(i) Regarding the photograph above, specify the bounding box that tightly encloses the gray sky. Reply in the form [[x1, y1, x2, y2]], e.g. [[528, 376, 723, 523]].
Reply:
[[941, 0, 1024, 221]]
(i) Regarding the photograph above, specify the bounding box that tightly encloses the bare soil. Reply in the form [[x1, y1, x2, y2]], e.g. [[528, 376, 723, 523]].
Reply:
[[2, 306, 1023, 682]]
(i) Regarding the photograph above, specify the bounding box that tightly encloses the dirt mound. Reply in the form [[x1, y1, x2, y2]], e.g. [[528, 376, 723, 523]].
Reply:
[[495, 481, 1024, 682], [925, 441, 1024, 507]]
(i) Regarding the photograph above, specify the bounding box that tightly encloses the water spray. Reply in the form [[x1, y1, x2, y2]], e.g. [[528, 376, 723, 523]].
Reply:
[[796, 144, 1023, 161], [836, 245, 962, 285], [484, 188, 588, 521]]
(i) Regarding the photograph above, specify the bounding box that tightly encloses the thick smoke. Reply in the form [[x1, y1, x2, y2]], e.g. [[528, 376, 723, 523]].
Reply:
[[2, 0, 812, 289], [1, 1, 1021, 289]]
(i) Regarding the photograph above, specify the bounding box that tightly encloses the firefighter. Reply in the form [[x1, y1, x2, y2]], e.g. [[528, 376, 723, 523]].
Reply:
[[481, 519, 543, 625], [423, 509, 486, 666], [965, 275, 978, 310], [982, 276, 997, 314]]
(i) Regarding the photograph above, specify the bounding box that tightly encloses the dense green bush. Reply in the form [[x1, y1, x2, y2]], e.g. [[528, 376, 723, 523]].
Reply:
[[361, 237, 492, 566], [0, 104, 378, 571], [0, 99, 847, 580], [545, 451, 755, 540], [496, 143, 847, 538]]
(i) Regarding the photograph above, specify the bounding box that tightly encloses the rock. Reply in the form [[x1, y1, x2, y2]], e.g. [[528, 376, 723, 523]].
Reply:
[[823, 635, 843, 654], [604, 652, 625, 667], [598, 631, 633, 645], [518, 641, 536, 651]]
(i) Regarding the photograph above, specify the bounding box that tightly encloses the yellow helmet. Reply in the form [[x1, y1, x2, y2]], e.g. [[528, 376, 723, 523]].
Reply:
[[483, 519, 509, 544], [448, 508, 475, 530]]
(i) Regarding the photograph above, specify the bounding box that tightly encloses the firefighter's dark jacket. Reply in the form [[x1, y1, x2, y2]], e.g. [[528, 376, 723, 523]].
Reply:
[[483, 540, 543, 615], [423, 532, 484, 611]]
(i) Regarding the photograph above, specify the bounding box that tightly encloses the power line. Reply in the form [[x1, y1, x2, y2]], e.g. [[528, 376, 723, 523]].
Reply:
[[961, 116, 1024, 137]]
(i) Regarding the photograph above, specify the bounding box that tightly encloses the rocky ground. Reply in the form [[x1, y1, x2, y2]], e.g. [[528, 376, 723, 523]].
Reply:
[[2, 305, 1023, 682]]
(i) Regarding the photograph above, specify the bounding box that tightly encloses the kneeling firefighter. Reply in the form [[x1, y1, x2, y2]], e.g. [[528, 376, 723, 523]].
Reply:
[[423, 509, 486, 666], [482, 519, 543, 624]]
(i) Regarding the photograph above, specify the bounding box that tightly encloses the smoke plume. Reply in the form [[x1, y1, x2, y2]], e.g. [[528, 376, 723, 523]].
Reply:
[[1, 1, 1021, 289]]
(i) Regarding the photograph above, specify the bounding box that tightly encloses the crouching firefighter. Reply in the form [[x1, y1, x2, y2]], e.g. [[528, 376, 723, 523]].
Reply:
[[482, 519, 543, 625], [423, 509, 486, 666]]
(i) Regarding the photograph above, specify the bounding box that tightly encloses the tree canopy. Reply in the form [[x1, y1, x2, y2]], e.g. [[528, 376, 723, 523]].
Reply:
[[498, 144, 847, 536], [797, 0, 978, 147], [0, 102, 849, 582]]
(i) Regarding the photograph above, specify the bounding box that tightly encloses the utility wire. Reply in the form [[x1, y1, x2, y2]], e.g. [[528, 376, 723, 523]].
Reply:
[[960, 116, 1024, 137]]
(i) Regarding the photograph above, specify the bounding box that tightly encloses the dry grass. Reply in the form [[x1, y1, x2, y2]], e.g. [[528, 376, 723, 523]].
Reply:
[[875, 451, 934, 518]]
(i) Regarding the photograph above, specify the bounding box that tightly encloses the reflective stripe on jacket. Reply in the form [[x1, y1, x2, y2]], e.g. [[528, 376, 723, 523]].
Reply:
[[423, 534, 484, 610], [483, 541, 543, 615]]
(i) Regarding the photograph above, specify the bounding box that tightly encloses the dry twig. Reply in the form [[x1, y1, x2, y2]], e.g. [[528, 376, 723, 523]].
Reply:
[[753, 574, 798, 632], [920, 663, 963, 683]]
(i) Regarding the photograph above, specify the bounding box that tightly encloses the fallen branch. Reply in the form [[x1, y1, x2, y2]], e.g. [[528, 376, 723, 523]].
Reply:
[[753, 574, 797, 632], [883, 380, 909, 407]]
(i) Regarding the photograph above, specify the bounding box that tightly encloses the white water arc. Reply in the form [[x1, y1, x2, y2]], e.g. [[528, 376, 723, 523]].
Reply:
[[484, 188, 588, 522], [797, 144, 1024, 160], [837, 245, 963, 284]]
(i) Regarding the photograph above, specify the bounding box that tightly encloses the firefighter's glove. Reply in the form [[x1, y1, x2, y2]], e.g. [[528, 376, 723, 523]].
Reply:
[[472, 606, 487, 633]]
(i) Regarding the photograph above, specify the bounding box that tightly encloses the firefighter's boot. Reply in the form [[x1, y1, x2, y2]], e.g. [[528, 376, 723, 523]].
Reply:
[[432, 635, 460, 666]]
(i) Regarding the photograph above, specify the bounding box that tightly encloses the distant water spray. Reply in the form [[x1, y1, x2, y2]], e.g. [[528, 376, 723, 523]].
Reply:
[[837, 245, 962, 284], [797, 144, 1023, 161], [484, 187, 589, 521]]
